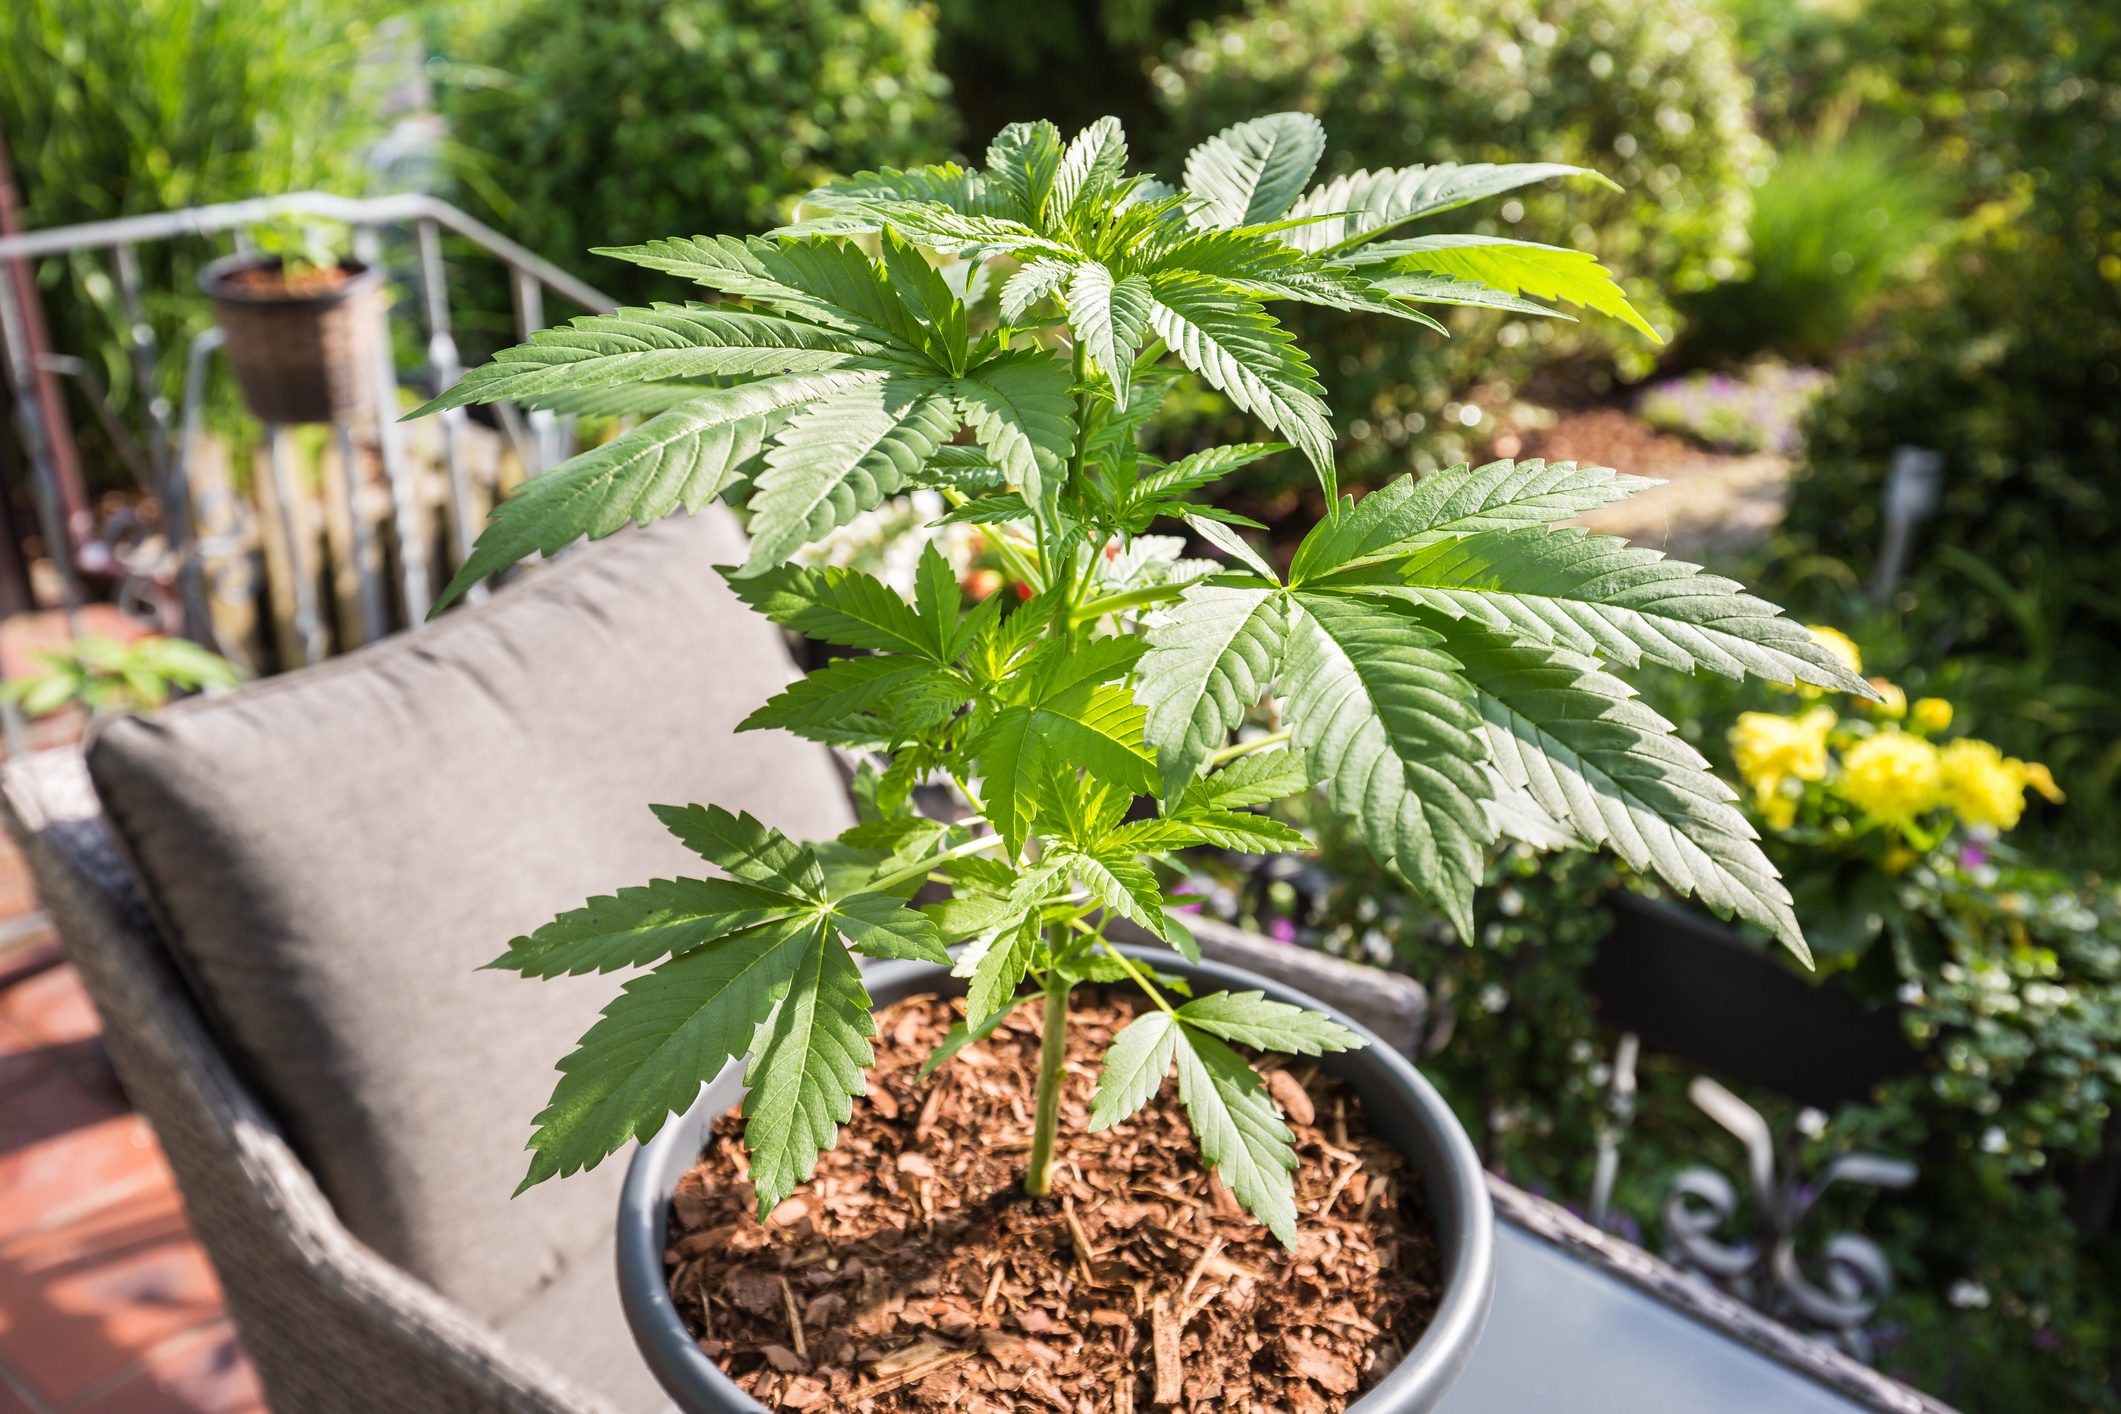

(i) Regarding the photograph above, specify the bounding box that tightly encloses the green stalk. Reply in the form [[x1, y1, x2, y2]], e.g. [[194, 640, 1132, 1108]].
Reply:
[[865, 832, 1006, 894], [1206, 725, 1293, 766], [1022, 958, 1071, 1199]]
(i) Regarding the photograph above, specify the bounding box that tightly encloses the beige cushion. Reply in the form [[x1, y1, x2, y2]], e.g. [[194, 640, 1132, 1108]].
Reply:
[[87, 510, 854, 1369]]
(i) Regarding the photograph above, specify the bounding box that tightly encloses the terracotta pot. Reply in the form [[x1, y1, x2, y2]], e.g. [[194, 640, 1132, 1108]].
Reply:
[[200, 254, 381, 425], [617, 946, 1496, 1413]]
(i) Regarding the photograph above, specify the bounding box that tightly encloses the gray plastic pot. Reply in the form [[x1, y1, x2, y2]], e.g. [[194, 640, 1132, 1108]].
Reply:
[[618, 947, 1495, 1412]]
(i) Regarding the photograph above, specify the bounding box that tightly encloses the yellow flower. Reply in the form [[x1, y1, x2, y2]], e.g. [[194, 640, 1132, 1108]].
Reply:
[[1730, 708, 1835, 801], [1839, 731, 1943, 824], [1863, 679, 1907, 719], [1911, 697, 1954, 733], [1939, 738, 2061, 831], [1808, 625, 1862, 678], [1760, 792, 1798, 831]]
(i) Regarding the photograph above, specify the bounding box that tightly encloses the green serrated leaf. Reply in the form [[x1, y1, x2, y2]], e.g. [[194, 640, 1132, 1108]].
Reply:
[[953, 347, 1076, 523], [1110, 808, 1310, 855], [1357, 235, 1657, 341], [1371, 526, 1875, 695], [1177, 991, 1364, 1055], [517, 914, 822, 1191], [1173, 1022, 1298, 1245], [1182, 748, 1315, 809], [967, 913, 1041, 1026], [1146, 272, 1334, 497], [1067, 262, 1154, 407], [1000, 257, 1076, 323], [1280, 162, 1617, 254], [489, 876, 810, 978], [726, 561, 935, 659], [1089, 1010, 1179, 1131], [1137, 582, 1285, 797], [741, 923, 875, 1216], [742, 376, 962, 572], [832, 891, 950, 964], [415, 307, 873, 414], [1052, 117, 1130, 220], [434, 375, 858, 610], [1281, 592, 1491, 940], [1183, 113, 1327, 229], [1061, 844, 1166, 935], [737, 655, 951, 736], [1446, 626, 1811, 964], [650, 804, 824, 892]]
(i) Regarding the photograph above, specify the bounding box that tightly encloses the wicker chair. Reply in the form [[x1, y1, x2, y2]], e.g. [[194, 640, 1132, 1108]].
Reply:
[[0, 511, 1428, 1414]]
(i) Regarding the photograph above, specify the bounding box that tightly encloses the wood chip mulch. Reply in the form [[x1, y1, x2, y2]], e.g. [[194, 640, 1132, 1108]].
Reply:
[[664, 990, 1442, 1413]]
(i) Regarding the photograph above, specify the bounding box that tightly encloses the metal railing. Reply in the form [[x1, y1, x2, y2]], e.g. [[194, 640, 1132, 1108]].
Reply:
[[0, 191, 615, 666]]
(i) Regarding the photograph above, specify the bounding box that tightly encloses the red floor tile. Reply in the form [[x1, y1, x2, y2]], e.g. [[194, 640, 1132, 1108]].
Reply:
[[0, 966, 101, 1053], [70, 1319, 265, 1414], [0, 1067, 160, 1245], [0, 1181, 227, 1403]]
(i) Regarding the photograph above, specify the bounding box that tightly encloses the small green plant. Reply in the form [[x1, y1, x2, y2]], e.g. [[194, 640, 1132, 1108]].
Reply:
[[421, 113, 1870, 1241], [246, 216, 349, 280], [0, 634, 242, 719]]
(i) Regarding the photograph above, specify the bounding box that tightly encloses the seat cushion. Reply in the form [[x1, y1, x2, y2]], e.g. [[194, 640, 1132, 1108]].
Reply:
[[493, 1228, 677, 1413], [87, 510, 855, 1346]]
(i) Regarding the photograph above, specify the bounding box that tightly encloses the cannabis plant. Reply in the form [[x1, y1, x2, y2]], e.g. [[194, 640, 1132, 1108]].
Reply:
[[421, 114, 1870, 1244]]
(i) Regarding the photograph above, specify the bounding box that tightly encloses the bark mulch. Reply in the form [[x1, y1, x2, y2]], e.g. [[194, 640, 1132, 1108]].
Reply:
[[665, 990, 1442, 1413]]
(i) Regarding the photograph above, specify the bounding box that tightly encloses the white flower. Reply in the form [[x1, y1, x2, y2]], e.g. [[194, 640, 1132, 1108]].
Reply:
[[1948, 1280, 1991, 1309], [1797, 1109, 1828, 1139], [1479, 983, 1510, 1014], [1980, 1126, 2008, 1154]]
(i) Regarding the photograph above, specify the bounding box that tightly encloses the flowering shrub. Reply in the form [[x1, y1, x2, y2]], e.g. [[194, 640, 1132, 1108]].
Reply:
[[1727, 630, 2061, 851], [1636, 362, 1830, 456], [1170, 617, 2118, 1410]]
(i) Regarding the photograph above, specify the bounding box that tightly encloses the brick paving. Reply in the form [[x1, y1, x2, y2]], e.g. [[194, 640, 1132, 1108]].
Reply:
[[0, 707, 265, 1412]]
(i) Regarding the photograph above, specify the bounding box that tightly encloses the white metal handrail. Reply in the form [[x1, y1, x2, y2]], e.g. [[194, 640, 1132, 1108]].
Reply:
[[0, 191, 616, 671]]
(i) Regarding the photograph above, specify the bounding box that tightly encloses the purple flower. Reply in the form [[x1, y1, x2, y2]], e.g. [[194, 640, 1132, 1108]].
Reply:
[[1269, 917, 1297, 944], [1960, 841, 1990, 872], [2034, 1329, 2060, 1351]]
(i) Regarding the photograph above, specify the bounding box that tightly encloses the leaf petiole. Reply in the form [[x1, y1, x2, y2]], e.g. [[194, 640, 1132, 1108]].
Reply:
[[867, 832, 1008, 894], [1206, 726, 1293, 767]]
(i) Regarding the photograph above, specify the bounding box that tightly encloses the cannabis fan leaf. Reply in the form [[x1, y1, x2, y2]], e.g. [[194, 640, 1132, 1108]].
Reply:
[[429, 112, 1867, 1246]]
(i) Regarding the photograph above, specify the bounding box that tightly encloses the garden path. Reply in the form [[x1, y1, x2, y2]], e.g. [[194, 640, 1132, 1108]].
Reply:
[[1504, 406, 1794, 564]]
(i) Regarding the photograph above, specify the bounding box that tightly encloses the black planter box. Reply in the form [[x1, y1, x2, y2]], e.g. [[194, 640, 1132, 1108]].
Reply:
[[1583, 892, 1918, 1110]]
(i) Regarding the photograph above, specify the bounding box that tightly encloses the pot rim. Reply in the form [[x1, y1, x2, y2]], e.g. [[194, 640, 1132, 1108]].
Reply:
[[617, 946, 1495, 1412], [198, 252, 379, 308]]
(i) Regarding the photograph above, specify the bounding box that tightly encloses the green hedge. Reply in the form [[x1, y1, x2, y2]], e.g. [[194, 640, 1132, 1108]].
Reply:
[[438, 0, 958, 310], [0, 0, 390, 482], [1152, 0, 1763, 485], [1772, 3, 2121, 847]]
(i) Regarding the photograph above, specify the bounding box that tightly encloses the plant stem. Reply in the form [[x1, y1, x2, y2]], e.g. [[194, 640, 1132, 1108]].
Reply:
[[1094, 935, 1179, 1016], [865, 832, 1006, 894], [1070, 582, 1190, 625], [1022, 962, 1071, 1199], [1206, 726, 1293, 766]]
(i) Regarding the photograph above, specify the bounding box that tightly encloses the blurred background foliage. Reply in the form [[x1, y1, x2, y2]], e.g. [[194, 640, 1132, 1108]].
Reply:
[[1149, 0, 1764, 491], [6, 0, 2120, 1405], [0, 0, 394, 488], [432, 0, 958, 316]]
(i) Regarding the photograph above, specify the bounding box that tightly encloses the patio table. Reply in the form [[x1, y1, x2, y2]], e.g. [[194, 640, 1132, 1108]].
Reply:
[[1444, 1181, 1952, 1414]]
